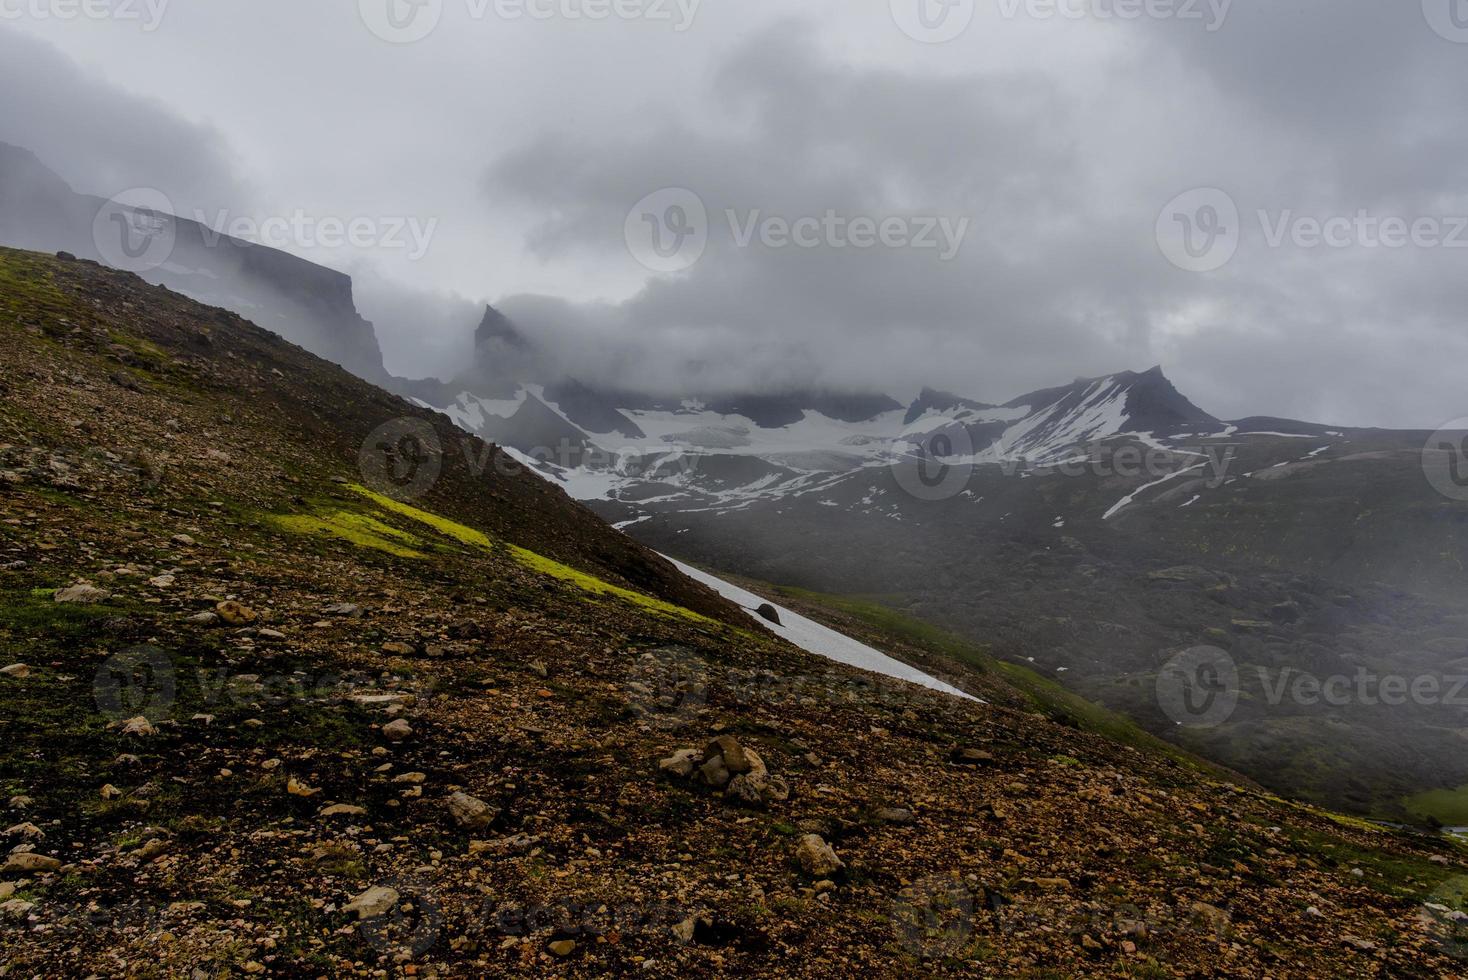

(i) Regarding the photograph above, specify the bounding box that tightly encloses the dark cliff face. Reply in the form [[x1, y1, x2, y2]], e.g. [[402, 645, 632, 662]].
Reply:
[[0, 141, 386, 382]]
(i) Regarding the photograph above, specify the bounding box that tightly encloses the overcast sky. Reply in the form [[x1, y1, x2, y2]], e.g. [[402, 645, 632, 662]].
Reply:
[[2, 2, 1466, 426]]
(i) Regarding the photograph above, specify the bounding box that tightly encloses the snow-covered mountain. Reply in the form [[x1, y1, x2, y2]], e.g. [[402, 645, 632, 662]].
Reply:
[[404, 318, 1237, 519]]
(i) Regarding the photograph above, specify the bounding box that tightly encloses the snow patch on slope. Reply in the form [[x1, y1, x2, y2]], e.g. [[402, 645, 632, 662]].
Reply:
[[664, 556, 978, 702]]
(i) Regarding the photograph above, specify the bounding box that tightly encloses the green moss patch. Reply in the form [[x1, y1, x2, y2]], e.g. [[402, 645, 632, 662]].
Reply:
[[346, 484, 494, 550], [507, 543, 710, 623], [268, 511, 426, 559]]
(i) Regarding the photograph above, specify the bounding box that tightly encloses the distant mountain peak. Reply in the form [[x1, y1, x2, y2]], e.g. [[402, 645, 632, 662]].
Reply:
[[473, 304, 529, 352]]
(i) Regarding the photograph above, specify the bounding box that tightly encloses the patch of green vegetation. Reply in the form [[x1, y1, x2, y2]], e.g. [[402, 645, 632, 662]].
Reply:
[[268, 511, 426, 559], [0, 249, 73, 325], [346, 484, 494, 550], [1405, 785, 1468, 827], [507, 543, 711, 623]]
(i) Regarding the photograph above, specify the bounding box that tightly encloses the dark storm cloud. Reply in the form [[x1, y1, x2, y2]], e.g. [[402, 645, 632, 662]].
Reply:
[[480, 12, 1468, 427]]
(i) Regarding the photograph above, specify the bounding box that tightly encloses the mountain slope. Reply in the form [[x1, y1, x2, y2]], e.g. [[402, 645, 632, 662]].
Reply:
[[2, 247, 1465, 976]]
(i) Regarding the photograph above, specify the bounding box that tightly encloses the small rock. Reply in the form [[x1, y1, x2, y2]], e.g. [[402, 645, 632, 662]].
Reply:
[[287, 778, 321, 798], [4, 823, 43, 840], [119, 716, 156, 737], [343, 886, 398, 920], [659, 749, 701, 779], [54, 584, 110, 604], [875, 807, 915, 825], [706, 735, 754, 774], [323, 603, 363, 618], [3, 852, 61, 874], [258, 628, 286, 641], [0, 899, 35, 919], [548, 940, 576, 957], [794, 834, 843, 878], [381, 642, 414, 656], [214, 600, 256, 625], [698, 755, 731, 789], [320, 804, 368, 818], [100, 784, 123, 800], [950, 747, 995, 766], [382, 719, 413, 741], [754, 603, 782, 625], [171, 534, 196, 546], [447, 792, 498, 830]]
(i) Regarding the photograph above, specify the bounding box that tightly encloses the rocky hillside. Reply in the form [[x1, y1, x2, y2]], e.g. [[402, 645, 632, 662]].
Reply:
[[2, 247, 1467, 977]]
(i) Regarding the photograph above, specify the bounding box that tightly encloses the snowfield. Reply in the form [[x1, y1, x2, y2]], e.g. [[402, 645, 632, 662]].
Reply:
[[663, 555, 980, 702]]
